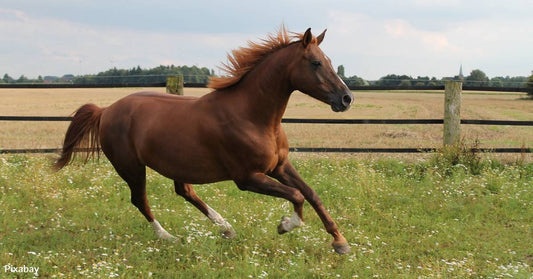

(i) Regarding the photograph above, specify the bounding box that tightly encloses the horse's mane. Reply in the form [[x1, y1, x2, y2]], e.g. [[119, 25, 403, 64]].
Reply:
[[208, 25, 308, 90]]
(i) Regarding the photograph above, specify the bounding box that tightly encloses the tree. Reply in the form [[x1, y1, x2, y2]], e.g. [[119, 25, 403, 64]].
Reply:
[[3, 73, 13, 83], [399, 79, 411, 87], [376, 74, 413, 86], [17, 75, 29, 83], [337, 65, 346, 78], [465, 69, 489, 87], [415, 76, 430, 86], [344, 75, 367, 87], [490, 77, 503, 87], [527, 74, 533, 98], [131, 65, 142, 75]]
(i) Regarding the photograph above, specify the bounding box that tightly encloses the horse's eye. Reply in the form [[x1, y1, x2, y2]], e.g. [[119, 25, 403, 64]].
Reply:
[[311, 60, 322, 67]]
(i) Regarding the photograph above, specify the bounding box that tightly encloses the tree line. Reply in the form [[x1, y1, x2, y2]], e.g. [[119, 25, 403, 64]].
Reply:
[[1, 65, 214, 85], [73, 65, 213, 85], [2, 65, 532, 95], [336, 65, 533, 89]]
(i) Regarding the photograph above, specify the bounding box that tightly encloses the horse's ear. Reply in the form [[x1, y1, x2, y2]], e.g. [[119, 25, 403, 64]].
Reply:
[[317, 29, 327, 45], [302, 28, 312, 48]]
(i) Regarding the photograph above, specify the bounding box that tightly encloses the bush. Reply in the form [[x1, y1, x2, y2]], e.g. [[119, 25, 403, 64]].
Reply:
[[527, 75, 533, 98], [429, 139, 484, 176]]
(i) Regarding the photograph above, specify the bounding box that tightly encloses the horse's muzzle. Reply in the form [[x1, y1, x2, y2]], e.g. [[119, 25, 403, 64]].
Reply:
[[331, 92, 354, 112], [342, 93, 353, 107]]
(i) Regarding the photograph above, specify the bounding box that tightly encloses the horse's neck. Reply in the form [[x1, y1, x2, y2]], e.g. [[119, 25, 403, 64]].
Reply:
[[225, 46, 295, 126]]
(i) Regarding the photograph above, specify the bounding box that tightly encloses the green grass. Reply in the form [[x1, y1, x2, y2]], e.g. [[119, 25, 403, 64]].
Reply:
[[1, 155, 532, 278]]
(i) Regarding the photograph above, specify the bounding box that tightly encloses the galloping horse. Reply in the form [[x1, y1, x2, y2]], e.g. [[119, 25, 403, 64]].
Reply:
[[55, 27, 354, 254]]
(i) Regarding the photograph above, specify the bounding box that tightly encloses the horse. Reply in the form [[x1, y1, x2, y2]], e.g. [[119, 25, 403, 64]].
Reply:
[[55, 26, 354, 254]]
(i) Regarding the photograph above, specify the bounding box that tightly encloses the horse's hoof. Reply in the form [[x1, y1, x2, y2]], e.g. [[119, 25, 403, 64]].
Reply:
[[221, 228, 237, 239], [277, 224, 288, 234], [277, 216, 291, 234], [277, 214, 303, 234], [332, 242, 351, 254], [158, 232, 177, 241], [152, 220, 176, 241]]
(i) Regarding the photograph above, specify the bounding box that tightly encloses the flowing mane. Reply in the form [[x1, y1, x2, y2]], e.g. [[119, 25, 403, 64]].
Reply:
[[208, 26, 308, 90]]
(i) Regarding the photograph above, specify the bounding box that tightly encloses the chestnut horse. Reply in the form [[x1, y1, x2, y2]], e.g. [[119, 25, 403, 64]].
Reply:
[[55, 27, 354, 254]]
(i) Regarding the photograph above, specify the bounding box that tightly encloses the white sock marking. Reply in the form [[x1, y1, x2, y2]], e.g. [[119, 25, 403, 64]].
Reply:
[[207, 206, 236, 238], [280, 212, 303, 232], [151, 219, 175, 240]]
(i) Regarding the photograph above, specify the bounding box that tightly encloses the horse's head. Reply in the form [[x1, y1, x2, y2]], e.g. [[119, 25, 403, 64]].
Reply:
[[289, 28, 354, 112]]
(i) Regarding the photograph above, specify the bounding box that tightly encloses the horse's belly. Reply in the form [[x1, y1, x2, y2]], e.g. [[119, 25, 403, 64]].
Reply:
[[152, 159, 230, 184], [139, 136, 231, 184]]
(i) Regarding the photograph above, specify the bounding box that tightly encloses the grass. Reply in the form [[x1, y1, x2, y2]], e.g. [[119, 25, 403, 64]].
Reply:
[[0, 87, 532, 277], [1, 154, 532, 278]]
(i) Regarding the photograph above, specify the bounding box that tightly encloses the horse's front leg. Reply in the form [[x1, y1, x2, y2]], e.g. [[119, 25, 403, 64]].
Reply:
[[271, 161, 351, 254], [233, 173, 305, 233]]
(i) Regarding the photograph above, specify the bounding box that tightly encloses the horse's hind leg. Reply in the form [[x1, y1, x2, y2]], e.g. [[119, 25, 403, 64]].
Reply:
[[108, 157, 175, 240], [100, 116, 174, 240], [174, 182, 236, 239]]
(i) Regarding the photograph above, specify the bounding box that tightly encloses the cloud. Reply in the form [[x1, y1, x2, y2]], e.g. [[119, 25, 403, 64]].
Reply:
[[384, 19, 456, 52], [0, 8, 251, 78], [323, 10, 462, 79], [0, 8, 29, 21], [1, 2, 532, 81], [444, 17, 533, 77], [409, 0, 462, 7], [327, 10, 457, 54], [323, 9, 532, 79]]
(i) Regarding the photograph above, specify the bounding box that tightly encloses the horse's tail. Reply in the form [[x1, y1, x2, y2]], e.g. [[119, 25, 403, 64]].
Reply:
[[54, 104, 104, 170]]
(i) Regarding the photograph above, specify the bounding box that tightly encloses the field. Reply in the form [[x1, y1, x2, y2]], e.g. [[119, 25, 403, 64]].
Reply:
[[0, 87, 532, 162], [0, 155, 532, 278], [0, 88, 532, 277]]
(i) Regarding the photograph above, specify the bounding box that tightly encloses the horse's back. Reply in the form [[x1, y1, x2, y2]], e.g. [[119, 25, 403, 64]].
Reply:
[[99, 90, 202, 146], [100, 91, 199, 137], [128, 91, 199, 101], [103, 91, 199, 119]]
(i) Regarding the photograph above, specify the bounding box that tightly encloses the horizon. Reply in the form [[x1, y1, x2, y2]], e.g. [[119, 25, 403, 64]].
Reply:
[[3, 64, 530, 83]]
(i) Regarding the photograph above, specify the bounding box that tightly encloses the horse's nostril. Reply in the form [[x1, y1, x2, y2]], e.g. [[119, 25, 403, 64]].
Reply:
[[342, 94, 353, 106]]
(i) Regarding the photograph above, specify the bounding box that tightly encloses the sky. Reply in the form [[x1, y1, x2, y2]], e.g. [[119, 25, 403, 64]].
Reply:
[[1, 0, 532, 80]]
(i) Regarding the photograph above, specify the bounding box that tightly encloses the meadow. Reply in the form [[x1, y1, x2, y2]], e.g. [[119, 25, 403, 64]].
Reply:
[[0, 155, 531, 278], [0, 87, 532, 278]]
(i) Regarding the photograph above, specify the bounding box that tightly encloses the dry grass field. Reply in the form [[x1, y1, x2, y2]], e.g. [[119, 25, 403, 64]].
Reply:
[[0, 87, 531, 161]]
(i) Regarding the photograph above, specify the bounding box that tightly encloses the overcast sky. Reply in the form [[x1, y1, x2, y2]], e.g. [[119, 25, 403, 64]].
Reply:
[[1, 0, 532, 80]]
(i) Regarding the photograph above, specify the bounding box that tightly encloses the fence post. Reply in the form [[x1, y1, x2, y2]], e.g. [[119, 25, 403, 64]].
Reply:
[[443, 81, 462, 146], [166, 75, 183, 95]]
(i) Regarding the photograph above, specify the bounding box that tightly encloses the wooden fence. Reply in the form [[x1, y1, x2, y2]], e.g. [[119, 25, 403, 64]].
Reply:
[[0, 79, 531, 154]]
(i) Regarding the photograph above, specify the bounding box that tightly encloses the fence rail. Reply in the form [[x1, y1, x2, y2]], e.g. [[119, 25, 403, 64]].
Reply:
[[1, 147, 530, 155], [0, 82, 209, 89], [2, 116, 533, 126]]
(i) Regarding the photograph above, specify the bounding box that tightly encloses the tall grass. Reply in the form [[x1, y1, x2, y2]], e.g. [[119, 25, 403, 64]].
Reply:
[[0, 154, 531, 278]]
